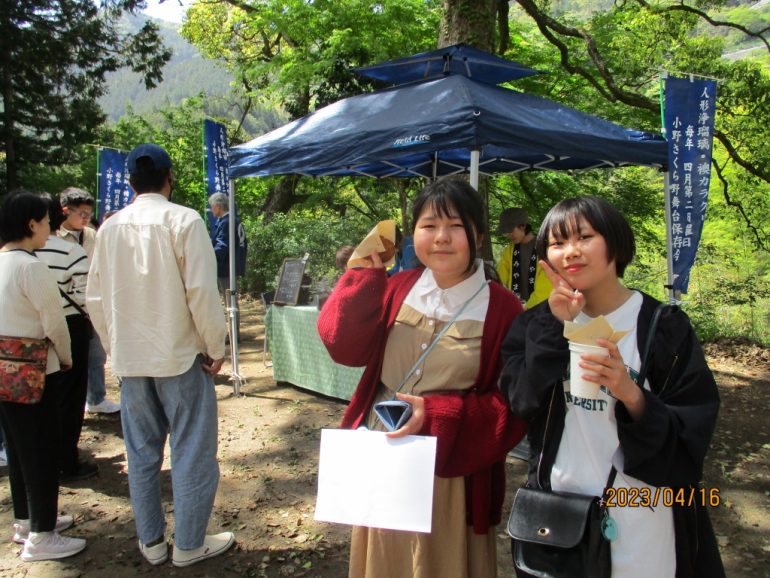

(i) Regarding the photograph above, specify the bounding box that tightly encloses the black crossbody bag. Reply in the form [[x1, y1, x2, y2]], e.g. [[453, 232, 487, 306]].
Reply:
[[506, 303, 669, 578]]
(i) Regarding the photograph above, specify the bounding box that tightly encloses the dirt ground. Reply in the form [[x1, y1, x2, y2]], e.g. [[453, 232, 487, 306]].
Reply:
[[0, 298, 768, 577]]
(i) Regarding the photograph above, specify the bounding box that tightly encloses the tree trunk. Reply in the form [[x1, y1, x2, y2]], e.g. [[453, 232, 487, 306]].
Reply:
[[0, 9, 16, 192], [260, 175, 301, 220], [439, 0, 500, 260], [439, 0, 498, 51], [398, 180, 410, 234]]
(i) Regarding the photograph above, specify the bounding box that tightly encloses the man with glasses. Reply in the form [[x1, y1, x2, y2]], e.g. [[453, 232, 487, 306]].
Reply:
[[59, 188, 120, 416], [58, 190, 96, 260]]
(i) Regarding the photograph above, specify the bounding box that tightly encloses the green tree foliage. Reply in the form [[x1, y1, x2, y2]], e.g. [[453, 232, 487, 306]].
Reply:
[[509, 0, 770, 251], [181, 0, 442, 219], [0, 0, 172, 192], [182, 0, 441, 118]]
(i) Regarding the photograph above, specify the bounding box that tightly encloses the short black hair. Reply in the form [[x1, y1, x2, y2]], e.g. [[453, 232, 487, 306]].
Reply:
[[411, 179, 485, 273], [0, 189, 50, 243], [59, 187, 95, 209], [535, 196, 636, 277], [128, 157, 170, 193], [40, 193, 65, 232]]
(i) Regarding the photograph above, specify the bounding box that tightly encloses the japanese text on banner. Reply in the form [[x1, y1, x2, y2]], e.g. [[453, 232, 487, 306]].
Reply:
[[98, 149, 131, 222], [664, 76, 717, 294], [204, 119, 230, 196]]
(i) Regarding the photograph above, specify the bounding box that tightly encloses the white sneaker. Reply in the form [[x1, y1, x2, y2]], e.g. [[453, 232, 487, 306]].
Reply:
[[21, 531, 86, 562], [172, 532, 235, 567], [13, 515, 74, 544], [86, 399, 120, 414], [0, 447, 6, 467], [139, 539, 168, 565]]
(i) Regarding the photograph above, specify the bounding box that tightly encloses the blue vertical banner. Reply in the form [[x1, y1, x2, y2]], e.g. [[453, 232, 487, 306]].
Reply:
[[204, 119, 231, 235], [204, 119, 230, 195], [664, 76, 717, 294], [97, 148, 131, 222]]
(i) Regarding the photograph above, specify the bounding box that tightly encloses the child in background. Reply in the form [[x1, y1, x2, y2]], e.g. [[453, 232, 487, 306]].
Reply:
[[499, 196, 724, 577], [318, 179, 526, 578]]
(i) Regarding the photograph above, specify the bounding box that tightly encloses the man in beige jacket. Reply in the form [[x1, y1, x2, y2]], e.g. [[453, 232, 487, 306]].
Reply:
[[86, 144, 233, 568]]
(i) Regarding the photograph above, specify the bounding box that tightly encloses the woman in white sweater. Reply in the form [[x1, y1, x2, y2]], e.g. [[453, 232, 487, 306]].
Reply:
[[0, 190, 85, 561]]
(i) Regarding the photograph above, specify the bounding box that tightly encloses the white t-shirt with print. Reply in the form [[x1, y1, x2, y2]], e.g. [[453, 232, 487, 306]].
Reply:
[[551, 291, 676, 578]]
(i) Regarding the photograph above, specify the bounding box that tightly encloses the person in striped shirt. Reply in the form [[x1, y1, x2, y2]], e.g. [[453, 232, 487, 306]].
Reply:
[[35, 194, 98, 484], [58, 188, 120, 415]]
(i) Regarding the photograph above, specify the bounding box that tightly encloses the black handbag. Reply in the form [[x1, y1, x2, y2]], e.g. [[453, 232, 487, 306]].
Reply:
[[507, 472, 615, 578], [507, 303, 670, 578]]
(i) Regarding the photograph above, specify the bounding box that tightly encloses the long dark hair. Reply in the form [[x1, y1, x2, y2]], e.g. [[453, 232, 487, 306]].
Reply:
[[411, 179, 485, 273]]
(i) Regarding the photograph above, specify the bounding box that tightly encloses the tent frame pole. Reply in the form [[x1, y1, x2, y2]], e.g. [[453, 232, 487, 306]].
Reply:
[[227, 179, 242, 395], [470, 150, 480, 190]]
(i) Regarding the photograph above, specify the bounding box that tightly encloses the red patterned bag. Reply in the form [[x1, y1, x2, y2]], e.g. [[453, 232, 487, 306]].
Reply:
[[0, 335, 48, 404]]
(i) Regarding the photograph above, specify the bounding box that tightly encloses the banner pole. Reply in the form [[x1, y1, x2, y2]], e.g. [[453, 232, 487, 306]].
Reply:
[[202, 118, 208, 219], [95, 147, 102, 222], [659, 74, 674, 304], [663, 172, 675, 304]]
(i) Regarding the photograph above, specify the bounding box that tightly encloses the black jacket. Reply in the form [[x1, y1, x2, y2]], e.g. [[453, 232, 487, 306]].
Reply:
[[499, 292, 725, 578]]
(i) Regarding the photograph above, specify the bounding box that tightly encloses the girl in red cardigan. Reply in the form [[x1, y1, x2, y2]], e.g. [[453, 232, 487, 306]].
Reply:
[[318, 180, 526, 578]]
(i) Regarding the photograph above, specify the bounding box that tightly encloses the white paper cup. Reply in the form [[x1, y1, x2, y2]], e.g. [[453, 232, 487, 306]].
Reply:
[[568, 341, 610, 399]]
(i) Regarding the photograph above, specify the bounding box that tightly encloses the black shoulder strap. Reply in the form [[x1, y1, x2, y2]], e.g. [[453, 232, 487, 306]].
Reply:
[[59, 288, 89, 318], [604, 302, 669, 492], [637, 302, 670, 389]]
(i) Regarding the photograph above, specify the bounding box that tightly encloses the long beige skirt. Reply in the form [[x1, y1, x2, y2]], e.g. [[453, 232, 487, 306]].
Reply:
[[348, 475, 497, 578]]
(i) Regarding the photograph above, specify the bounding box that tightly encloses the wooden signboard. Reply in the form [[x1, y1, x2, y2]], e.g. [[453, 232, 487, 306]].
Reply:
[[273, 258, 307, 305]]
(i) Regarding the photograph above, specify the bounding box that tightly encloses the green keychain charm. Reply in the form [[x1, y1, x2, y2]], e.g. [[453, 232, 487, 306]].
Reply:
[[601, 513, 618, 541]]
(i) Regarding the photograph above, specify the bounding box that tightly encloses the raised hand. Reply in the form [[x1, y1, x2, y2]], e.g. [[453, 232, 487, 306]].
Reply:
[[540, 259, 585, 322]]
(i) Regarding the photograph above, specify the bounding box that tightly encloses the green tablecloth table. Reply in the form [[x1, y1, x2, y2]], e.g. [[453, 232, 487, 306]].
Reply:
[[264, 305, 363, 401]]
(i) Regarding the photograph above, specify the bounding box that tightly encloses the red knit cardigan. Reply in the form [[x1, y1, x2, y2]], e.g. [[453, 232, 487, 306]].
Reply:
[[317, 267, 527, 533]]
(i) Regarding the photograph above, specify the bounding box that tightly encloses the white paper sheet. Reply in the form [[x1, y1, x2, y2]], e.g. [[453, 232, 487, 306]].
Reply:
[[314, 428, 437, 533]]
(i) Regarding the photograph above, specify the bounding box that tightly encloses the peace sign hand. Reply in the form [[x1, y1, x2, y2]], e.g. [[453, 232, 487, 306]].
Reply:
[[540, 260, 585, 323]]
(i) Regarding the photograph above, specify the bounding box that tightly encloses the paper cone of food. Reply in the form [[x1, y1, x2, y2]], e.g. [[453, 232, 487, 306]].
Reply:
[[563, 316, 628, 346], [347, 220, 397, 268]]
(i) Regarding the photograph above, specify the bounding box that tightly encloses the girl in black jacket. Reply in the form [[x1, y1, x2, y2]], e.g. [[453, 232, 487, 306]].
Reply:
[[499, 196, 724, 578]]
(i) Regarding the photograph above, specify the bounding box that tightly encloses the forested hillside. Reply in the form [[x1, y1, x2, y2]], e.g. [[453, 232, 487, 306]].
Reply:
[[99, 15, 233, 122]]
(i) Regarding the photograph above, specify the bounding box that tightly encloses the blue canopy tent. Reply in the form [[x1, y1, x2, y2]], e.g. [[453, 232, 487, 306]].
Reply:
[[229, 74, 667, 185], [353, 43, 541, 86]]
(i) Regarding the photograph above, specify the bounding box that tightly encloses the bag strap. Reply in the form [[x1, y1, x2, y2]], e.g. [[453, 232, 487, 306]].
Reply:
[[59, 289, 89, 319], [393, 280, 489, 397], [637, 302, 669, 389], [603, 302, 670, 493]]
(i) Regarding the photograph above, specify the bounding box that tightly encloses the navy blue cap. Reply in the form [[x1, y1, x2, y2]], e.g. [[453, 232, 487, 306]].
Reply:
[[126, 144, 172, 174]]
